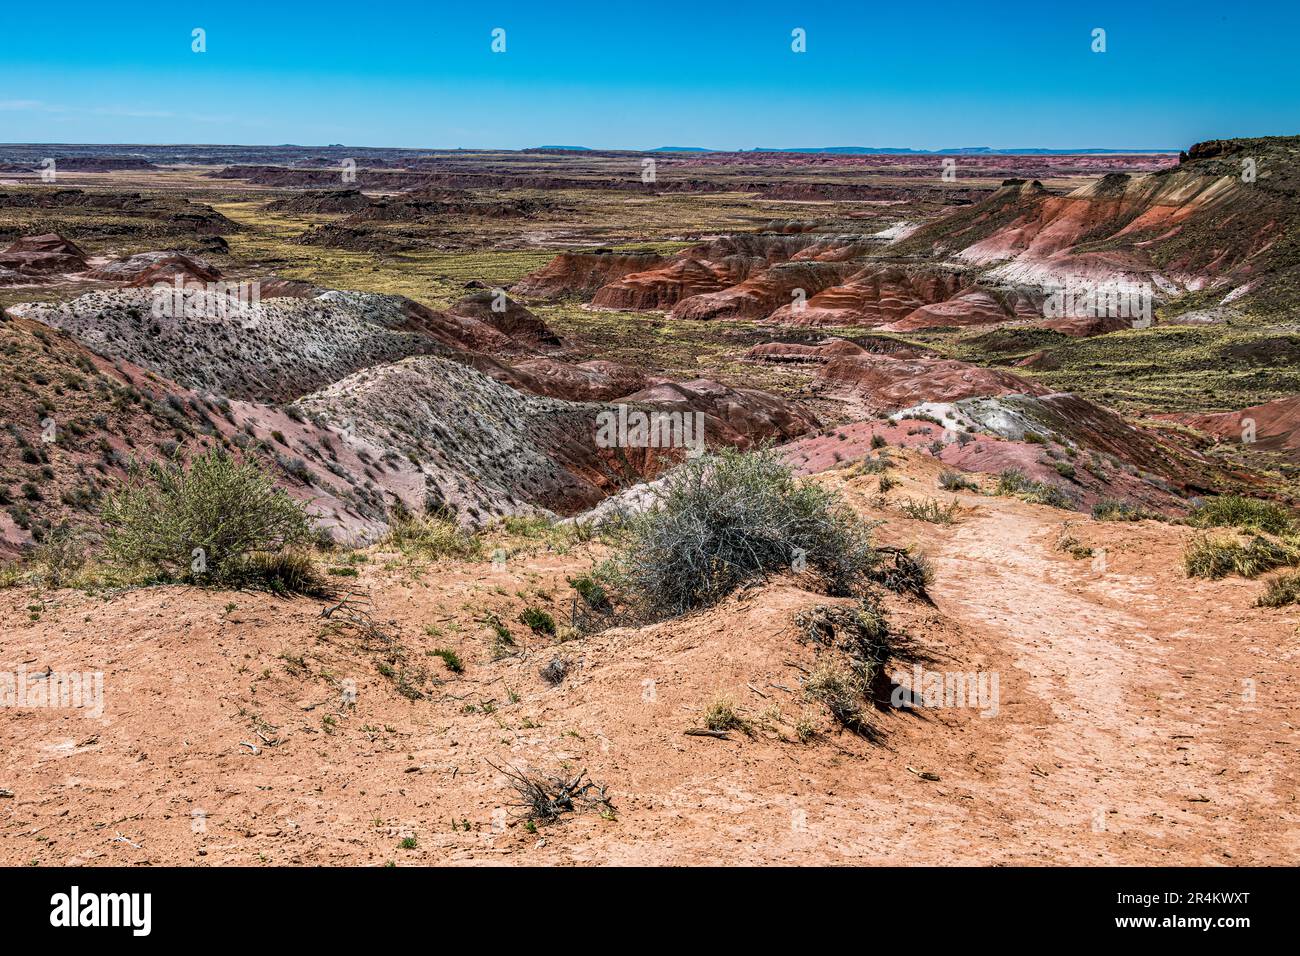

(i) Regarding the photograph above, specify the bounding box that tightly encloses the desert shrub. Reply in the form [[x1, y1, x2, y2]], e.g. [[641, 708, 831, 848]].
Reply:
[[568, 572, 612, 613], [996, 468, 1032, 494], [609, 449, 876, 618], [101, 447, 315, 588], [804, 661, 873, 736], [1184, 534, 1300, 580], [30, 522, 87, 587], [995, 468, 1073, 509], [491, 764, 613, 822], [1188, 495, 1295, 536], [857, 454, 892, 474], [938, 470, 978, 492], [870, 433, 888, 449], [235, 550, 329, 597], [1055, 532, 1094, 559], [382, 509, 481, 560], [703, 695, 748, 733], [518, 606, 556, 636], [1256, 573, 1300, 607], [869, 546, 933, 601], [899, 497, 960, 524], [877, 473, 900, 493], [1092, 498, 1162, 522], [431, 647, 465, 673]]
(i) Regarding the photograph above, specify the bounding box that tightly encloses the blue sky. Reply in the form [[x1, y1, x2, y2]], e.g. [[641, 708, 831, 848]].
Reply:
[[1, 0, 1296, 150]]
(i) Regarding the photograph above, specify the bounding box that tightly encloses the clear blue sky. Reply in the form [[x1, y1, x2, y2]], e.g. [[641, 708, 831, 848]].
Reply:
[[2, 0, 1296, 150]]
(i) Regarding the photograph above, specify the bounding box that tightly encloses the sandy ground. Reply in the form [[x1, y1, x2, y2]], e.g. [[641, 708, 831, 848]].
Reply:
[[1, 453, 1297, 866]]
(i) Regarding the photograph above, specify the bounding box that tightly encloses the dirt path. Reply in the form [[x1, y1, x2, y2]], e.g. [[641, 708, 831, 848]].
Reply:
[[2, 461, 1297, 866], [922, 495, 1300, 864]]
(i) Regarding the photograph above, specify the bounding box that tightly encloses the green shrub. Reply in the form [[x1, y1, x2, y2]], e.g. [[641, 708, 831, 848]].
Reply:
[[870, 434, 888, 450], [101, 447, 315, 587], [382, 509, 481, 560], [30, 522, 87, 588], [430, 647, 465, 673], [1256, 573, 1300, 607], [236, 550, 329, 597], [610, 449, 876, 618], [518, 606, 556, 636], [1184, 534, 1300, 580], [938, 470, 978, 492], [995, 468, 1073, 509], [1188, 495, 1294, 536], [1092, 498, 1162, 522], [568, 573, 612, 613], [899, 497, 960, 524]]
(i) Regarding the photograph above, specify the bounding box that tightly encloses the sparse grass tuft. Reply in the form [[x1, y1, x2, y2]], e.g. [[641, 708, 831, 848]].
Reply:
[[938, 470, 978, 492], [899, 497, 960, 524], [430, 647, 464, 674], [804, 661, 873, 736], [1256, 572, 1300, 607], [995, 468, 1074, 509], [609, 449, 877, 619], [518, 606, 556, 636], [1092, 498, 1163, 522], [1183, 534, 1300, 580], [382, 510, 482, 560], [1188, 495, 1295, 536], [703, 695, 748, 734]]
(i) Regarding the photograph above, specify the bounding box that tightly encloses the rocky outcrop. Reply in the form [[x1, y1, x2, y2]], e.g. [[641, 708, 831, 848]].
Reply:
[[817, 352, 1049, 408], [85, 251, 222, 287], [295, 355, 672, 525], [509, 358, 660, 402], [765, 264, 968, 326], [618, 378, 819, 447], [10, 288, 461, 402], [264, 189, 371, 214], [1169, 395, 1300, 461], [669, 261, 857, 321], [514, 250, 667, 299], [446, 291, 561, 348], [0, 233, 88, 283]]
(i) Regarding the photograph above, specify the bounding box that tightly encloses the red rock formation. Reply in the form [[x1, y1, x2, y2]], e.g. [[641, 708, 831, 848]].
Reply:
[[817, 353, 1048, 408], [766, 264, 968, 326], [1169, 396, 1300, 460], [745, 339, 868, 363], [513, 250, 666, 299], [509, 358, 661, 401], [592, 256, 755, 310], [87, 251, 221, 286], [883, 287, 1042, 332], [617, 379, 819, 447], [0, 233, 89, 282], [669, 261, 857, 321], [446, 291, 561, 348]]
